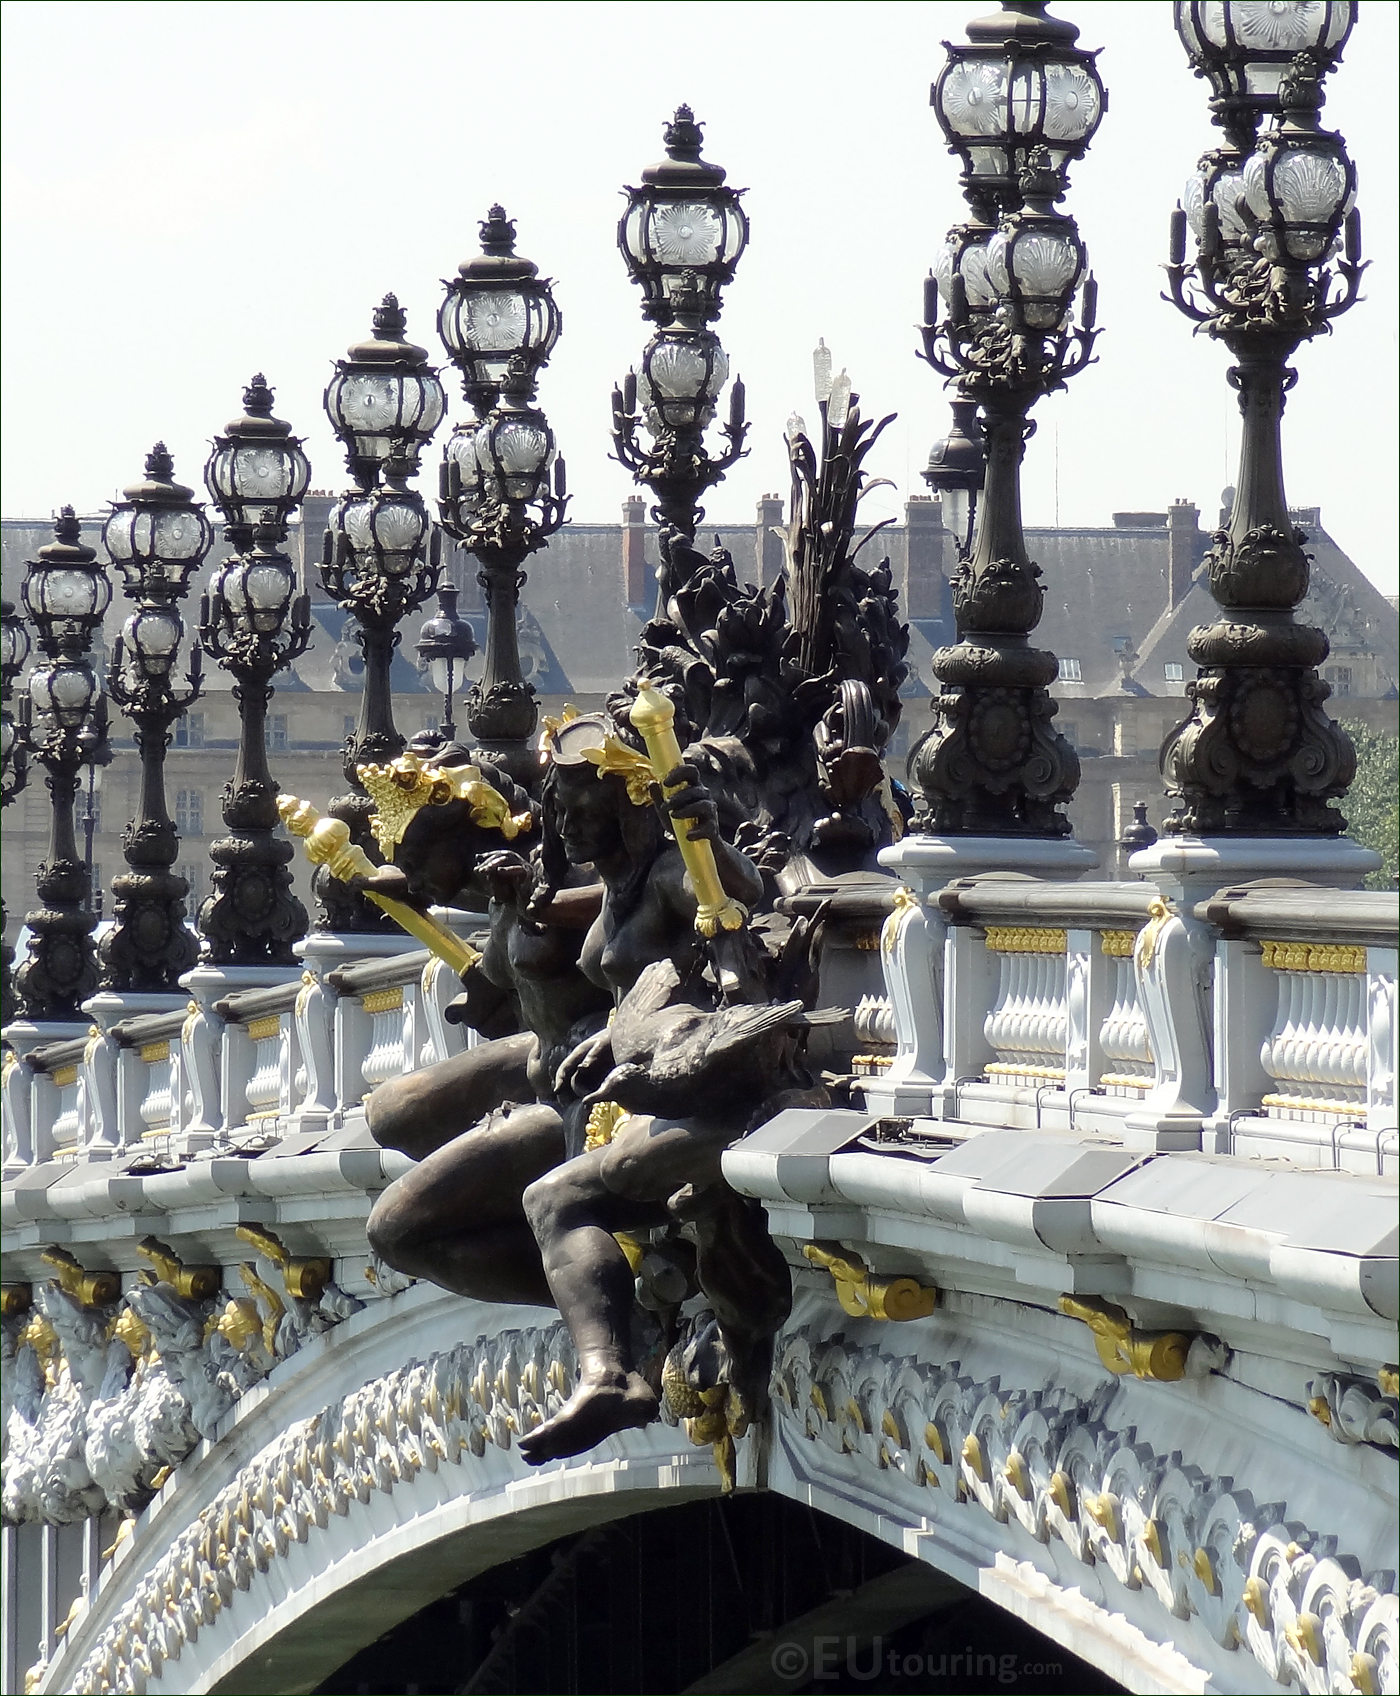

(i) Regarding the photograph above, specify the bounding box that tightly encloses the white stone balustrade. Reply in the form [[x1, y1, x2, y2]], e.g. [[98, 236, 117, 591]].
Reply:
[[25, 1039, 86, 1162], [982, 928, 1069, 1082], [0, 881, 1394, 1176], [213, 982, 303, 1145], [1098, 935, 1154, 1092], [1260, 944, 1368, 1112], [931, 879, 1201, 1143], [1195, 886, 1398, 1173]]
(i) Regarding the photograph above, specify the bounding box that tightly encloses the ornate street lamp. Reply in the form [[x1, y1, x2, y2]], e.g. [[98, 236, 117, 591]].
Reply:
[[438, 205, 561, 412], [14, 510, 113, 1020], [98, 445, 210, 991], [415, 582, 477, 746], [612, 111, 748, 541], [2, 597, 32, 1024], [204, 373, 312, 552], [913, 0, 1101, 839], [325, 294, 446, 491], [1159, 41, 1363, 837], [931, 0, 1105, 217], [1175, 0, 1354, 150], [922, 399, 986, 559], [199, 380, 313, 965], [618, 104, 749, 325], [438, 211, 566, 782], [319, 297, 445, 929]]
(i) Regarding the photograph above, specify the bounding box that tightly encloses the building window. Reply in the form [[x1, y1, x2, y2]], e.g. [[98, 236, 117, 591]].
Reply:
[[1163, 662, 1184, 683], [1326, 666, 1353, 697], [179, 861, 204, 904], [1058, 658, 1082, 682], [269, 714, 289, 753], [174, 711, 205, 749], [175, 789, 204, 835]]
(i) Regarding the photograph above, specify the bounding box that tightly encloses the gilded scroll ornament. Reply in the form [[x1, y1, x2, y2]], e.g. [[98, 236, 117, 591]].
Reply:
[[803, 1243, 937, 1323], [1058, 1294, 1191, 1382]]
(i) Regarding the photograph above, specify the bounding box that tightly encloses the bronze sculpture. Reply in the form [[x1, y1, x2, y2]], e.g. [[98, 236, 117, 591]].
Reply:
[[284, 381, 910, 1474]]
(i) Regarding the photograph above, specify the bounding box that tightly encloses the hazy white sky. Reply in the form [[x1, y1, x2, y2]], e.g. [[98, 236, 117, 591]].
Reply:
[[2, 1, 1396, 592]]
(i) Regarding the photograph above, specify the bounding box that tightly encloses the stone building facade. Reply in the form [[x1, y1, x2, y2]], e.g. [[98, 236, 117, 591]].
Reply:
[[3, 493, 1395, 946]]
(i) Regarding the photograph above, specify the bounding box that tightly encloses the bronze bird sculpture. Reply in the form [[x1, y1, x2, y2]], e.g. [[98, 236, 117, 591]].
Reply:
[[583, 957, 841, 1122]]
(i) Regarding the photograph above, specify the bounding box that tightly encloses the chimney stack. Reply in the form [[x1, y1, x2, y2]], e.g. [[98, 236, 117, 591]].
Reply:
[[755, 494, 784, 587], [905, 495, 950, 624], [622, 495, 647, 607], [1167, 499, 1199, 611]]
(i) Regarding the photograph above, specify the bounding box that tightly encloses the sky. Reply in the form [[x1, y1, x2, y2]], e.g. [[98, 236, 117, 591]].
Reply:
[[2, 1, 1396, 594]]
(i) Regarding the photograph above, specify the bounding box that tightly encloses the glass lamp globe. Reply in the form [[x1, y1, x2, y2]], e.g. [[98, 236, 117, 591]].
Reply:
[[987, 210, 1086, 331], [619, 106, 748, 323], [1, 597, 30, 688], [439, 421, 485, 537], [325, 295, 446, 487], [31, 659, 97, 729], [935, 222, 1000, 316], [125, 605, 184, 679], [222, 550, 296, 635], [1183, 152, 1255, 252], [328, 486, 432, 582], [204, 376, 312, 547], [933, 6, 1105, 208], [639, 329, 729, 431], [103, 444, 212, 598], [1175, 1, 1355, 121], [438, 207, 561, 410], [22, 508, 112, 656], [476, 364, 556, 505], [1242, 64, 1355, 263], [477, 413, 553, 505]]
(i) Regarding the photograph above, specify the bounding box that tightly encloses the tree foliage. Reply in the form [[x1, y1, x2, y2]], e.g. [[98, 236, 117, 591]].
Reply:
[[1340, 720, 1399, 890]]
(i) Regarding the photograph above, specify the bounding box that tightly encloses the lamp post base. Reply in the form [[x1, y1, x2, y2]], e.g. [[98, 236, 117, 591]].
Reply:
[[201, 821, 308, 968], [1129, 833, 1380, 903]]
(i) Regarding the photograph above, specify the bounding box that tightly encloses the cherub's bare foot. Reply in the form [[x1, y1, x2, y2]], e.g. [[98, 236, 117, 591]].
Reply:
[[518, 1369, 658, 1465]]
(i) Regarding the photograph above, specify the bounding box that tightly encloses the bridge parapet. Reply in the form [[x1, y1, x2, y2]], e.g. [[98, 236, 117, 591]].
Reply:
[[863, 875, 1396, 1173], [1, 874, 1396, 1694]]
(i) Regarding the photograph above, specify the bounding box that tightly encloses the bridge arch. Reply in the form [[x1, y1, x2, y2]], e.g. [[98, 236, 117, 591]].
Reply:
[[40, 1276, 1373, 1696]]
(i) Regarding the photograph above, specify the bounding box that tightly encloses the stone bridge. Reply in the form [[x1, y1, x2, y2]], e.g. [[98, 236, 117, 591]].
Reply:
[[3, 863, 1395, 1695]]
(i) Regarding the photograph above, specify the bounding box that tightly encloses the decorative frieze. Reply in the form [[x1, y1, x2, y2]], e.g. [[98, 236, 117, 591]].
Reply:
[[773, 1331, 1398, 1696], [64, 1321, 577, 1695], [2, 1243, 364, 1529]]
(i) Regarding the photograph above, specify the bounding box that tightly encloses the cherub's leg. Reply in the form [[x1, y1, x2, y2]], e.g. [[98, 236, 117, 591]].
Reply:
[[365, 1031, 534, 1161], [366, 1101, 563, 1308], [517, 1118, 726, 1464]]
